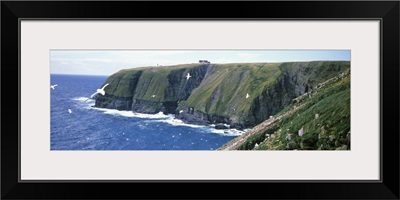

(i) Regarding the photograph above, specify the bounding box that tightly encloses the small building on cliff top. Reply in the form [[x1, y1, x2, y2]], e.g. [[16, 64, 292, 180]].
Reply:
[[199, 60, 211, 64]]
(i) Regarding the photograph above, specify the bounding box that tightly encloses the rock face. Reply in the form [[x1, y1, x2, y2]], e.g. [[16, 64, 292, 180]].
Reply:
[[298, 127, 304, 136], [95, 61, 350, 128], [95, 64, 209, 113]]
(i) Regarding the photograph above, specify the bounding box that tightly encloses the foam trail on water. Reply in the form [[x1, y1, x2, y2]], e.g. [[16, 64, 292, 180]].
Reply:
[[154, 116, 247, 136], [153, 116, 207, 128], [72, 97, 93, 102], [73, 97, 169, 119], [72, 97, 95, 109], [93, 108, 169, 119], [73, 97, 246, 136]]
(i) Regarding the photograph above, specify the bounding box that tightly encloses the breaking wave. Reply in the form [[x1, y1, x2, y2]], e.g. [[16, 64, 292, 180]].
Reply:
[[73, 96, 246, 136]]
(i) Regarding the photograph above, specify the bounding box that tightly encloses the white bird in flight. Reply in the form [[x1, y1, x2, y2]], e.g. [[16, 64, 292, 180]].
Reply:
[[246, 93, 250, 99], [68, 109, 72, 113], [186, 73, 192, 80], [50, 84, 58, 90], [85, 83, 109, 102]]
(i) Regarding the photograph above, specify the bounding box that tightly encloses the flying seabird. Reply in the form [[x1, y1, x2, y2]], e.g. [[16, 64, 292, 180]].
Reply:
[[85, 83, 109, 102], [186, 73, 192, 80], [50, 84, 58, 90], [68, 109, 72, 113]]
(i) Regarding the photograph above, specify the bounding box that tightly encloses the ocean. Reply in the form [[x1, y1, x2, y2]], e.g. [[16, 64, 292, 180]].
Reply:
[[50, 74, 241, 150]]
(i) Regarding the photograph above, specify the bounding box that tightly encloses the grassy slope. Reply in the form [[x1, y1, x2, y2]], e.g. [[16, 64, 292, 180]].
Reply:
[[181, 63, 282, 118], [103, 70, 141, 97], [103, 64, 199, 99], [238, 73, 351, 150]]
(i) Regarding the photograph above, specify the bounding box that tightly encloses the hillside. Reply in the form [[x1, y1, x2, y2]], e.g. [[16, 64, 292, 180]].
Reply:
[[218, 71, 350, 150], [95, 61, 350, 129]]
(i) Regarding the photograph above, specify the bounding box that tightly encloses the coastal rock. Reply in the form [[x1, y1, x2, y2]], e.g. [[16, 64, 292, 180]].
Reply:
[[286, 141, 299, 150], [285, 134, 292, 141], [215, 124, 229, 129], [298, 127, 304, 136]]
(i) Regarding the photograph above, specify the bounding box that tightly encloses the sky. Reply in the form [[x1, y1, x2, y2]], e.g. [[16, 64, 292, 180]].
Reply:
[[50, 50, 350, 76]]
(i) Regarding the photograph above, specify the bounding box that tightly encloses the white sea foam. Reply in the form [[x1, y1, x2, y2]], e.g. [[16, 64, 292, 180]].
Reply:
[[72, 97, 95, 109], [154, 117, 206, 128], [92, 107, 169, 119], [221, 123, 231, 128], [73, 96, 247, 136], [73, 97, 169, 119], [155, 117, 246, 136], [72, 97, 94, 102]]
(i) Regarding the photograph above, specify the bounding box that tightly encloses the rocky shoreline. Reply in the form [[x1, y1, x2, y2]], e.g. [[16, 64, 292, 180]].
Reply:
[[95, 95, 246, 130]]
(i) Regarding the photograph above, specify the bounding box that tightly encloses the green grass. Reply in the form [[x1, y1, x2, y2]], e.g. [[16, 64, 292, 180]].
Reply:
[[103, 64, 201, 99], [103, 70, 143, 97], [182, 63, 282, 118], [237, 125, 279, 150], [239, 74, 351, 150]]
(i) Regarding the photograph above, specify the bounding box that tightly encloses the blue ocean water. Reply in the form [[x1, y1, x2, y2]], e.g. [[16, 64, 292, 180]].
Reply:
[[50, 74, 239, 150]]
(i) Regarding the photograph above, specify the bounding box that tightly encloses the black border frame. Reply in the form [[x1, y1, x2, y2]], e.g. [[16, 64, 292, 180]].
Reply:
[[2, 1, 399, 199]]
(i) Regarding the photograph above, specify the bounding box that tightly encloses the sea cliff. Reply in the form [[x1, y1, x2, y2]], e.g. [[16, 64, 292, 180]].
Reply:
[[95, 61, 350, 129]]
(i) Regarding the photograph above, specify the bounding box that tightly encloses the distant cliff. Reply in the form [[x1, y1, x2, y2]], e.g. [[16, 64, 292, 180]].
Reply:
[[95, 61, 350, 129]]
